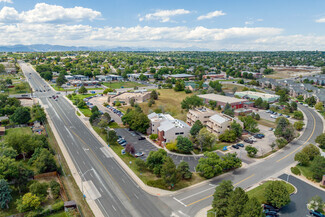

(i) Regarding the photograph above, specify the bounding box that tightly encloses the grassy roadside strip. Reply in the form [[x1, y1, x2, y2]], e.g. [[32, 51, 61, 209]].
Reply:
[[46, 122, 94, 217]]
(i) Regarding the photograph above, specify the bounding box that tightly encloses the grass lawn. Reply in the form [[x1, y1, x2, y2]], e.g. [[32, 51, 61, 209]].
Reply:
[[296, 165, 314, 180], [68, 93, 96, 117], [7, 82, 31, 94], [222, 83, 246, 92], [103, 81, 146, 89], [122, 89, 194, 121], [51, 85, 75, 92], [257, 119, 276, 128], [6, 126, 32, 135], [93, 126, 206, 191], [247, 180, 295, 204], [47, 211, 68, 217]]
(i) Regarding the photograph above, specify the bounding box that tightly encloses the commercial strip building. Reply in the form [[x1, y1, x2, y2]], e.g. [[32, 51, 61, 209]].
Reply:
[[108, 91, 151, 106], [234, 91, 280, 103], [198, 94, 247, 109], [95, 75, 124, 81], [163, 74, 196, 80], [147, 113, 191, 144]]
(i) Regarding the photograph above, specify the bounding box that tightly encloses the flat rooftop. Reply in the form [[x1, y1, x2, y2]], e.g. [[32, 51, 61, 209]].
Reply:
[[198, 94, 247, 104], [235, 91, 279, 99]]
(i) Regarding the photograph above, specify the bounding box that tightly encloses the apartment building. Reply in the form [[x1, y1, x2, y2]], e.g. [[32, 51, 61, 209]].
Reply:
[[147, 113, 190, 144], [186, 107, 217, 126], [206, 113, 233, 136]]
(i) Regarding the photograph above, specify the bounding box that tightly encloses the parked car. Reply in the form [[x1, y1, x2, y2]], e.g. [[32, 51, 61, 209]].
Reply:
[[244, 138, 253, 144], [285, 115, 290, 118], [249, 136, 257, 142], [121, 149, 126, 155], [236, 143, 244, 148], [232, 144, 239, 149], [138, 136, 145, 140], [263, 204, 279, 212], [309, 210, 325, 217], [135, 152, 144, 157], [269, 128, 274, 131], [264, 210, 278, 217], [254, 134, 265, 139], [120, 141, 127, 146]]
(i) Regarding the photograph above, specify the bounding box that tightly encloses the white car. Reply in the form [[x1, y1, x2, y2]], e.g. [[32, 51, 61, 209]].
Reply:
[[249, 136, 257, 142]]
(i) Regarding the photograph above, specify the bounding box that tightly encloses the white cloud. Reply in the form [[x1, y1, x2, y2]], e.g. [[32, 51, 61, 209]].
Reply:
[[0, 3, 101, 24], [139, 9, 190, 22], [0, 0, 13, 3], [316, 17, 325, 23], [197, 10, 226, 20], [245, 18, 263, 25]]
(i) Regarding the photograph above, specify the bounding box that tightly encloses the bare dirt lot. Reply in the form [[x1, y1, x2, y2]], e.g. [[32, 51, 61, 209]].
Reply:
[[266, 66, 321, 79]]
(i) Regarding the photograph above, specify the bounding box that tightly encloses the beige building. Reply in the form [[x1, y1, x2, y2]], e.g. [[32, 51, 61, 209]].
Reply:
[[206, 113, 233, 136], [147, 113, 191, 144], [187, 107, 217, 126], [108, 91, 151, 105]]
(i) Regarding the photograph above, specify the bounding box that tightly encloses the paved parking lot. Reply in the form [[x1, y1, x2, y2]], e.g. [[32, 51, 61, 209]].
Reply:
[[89, 96, 122, 124], [229, 125, 276, 158], [258, 110, 295, 124], [114, 128, 200, 171], [278, 174, 325, 217]]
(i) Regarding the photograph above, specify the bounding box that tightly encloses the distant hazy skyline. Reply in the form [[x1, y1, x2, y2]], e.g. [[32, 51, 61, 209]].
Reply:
[[1, 0, 325, 50]]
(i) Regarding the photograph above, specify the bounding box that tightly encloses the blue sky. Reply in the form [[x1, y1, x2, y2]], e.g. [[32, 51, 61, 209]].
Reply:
[[1, 0, 325, 50]]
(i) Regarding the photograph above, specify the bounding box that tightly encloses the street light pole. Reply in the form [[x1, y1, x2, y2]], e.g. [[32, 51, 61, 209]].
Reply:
[[80, 168, 94, 199]]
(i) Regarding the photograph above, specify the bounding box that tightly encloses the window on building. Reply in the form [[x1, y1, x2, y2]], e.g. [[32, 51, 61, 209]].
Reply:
[[180, 132, 184, 134]]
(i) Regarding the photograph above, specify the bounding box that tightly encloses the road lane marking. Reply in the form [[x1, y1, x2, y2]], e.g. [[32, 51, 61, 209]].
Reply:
[[133, 193, 139, 199], [100, 147, 113, 158], [276, 109, 316, 163], [178, 186, 216, 201], [185, 174, 255, 207], [112, 205, 116, 211], [173, 197, 187, 207]]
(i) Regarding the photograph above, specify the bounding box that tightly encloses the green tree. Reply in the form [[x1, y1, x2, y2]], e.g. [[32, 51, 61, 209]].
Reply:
[[181, 95, 203, 110], [146, 149, 167, 176], [31, 105, 46, 123], [50, 181, 61, 199], [177, 161, 192, 180], [230, 121, 243, 138], [264, 181, 291, 208], [209, 100, 217, 110], [56, 73, 67, 88], [301, 144, 320, 161], [139, 73, 148, 81], [240, 197, 264, 217], [294, 151, 310, 166], [77, 100, 87, 108], [10, 107, 31, 124], [209, 81, 223, 92], [315, 133, 325, 149], [294, 121, 304, 131], [0, 64, 5, 73], [31, 148, 58, 174], [29, 181, 49, 200], [150, 90, 158, 100], [212, 180, 234, 216], [107, 130, 118, 145], [122, 110, 150, 133], [254, 97, 263, 108], [174, 80, 185, 91], [197, 128, 217, 151], [245, 145, 258, 157], [219, 129, 237, 143], [307, 195, 324, 213], [0, 179, 12, 209], [176, 136, 193, 153], [190, 120, 204, 136], [305, 96, 316, 107], [226, 187, 248, 217], [310, 156, 325, 181], [315, 102, 324, 111], [16, 193, 41, 213], [239, 115, 259, 133], [161, 157, 180, 188], [293, 111, 304, 120], [221, 153, 241, 170], [274, 117, 295, 142], [196, 152, 223, 178], [78, 85, 87, 94], [223, 103, 234, 117]]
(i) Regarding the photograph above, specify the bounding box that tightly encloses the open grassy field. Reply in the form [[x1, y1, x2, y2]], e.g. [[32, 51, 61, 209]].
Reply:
[[103, 81, 146, 89], [6, 126, 32, 135], [222, 83, 246, 92], [121, 89, 194, 121], [7, 81, 31, 94], [247, 180, 295, 204], [257, 119, 276, 128]]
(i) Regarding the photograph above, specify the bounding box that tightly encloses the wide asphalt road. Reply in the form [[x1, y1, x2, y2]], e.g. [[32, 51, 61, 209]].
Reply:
[[19, 62, 172, 217], [20, 61, 324, 217]]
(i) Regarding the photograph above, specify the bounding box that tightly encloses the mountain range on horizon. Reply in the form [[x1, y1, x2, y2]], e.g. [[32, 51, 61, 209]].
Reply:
[[0, 44, 214, 52]]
